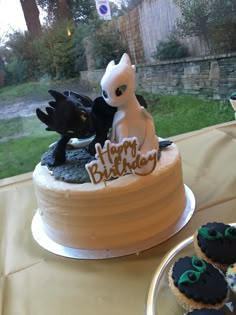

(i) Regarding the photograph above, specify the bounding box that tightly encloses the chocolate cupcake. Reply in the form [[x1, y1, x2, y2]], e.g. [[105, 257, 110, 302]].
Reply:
[[169, 256, 229, 311], [185, 309, 226, 315], [193, 222, 236, 271]]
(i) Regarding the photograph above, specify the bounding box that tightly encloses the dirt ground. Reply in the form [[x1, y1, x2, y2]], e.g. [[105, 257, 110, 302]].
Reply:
[[0, 90, 99, 120], [0, 100, 48, 119]]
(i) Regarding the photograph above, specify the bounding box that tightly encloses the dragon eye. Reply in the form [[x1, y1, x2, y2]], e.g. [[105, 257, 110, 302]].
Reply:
[[193, 259, 202, 267], [192, 256, 206, 272], [198, 227, 223, 240], [116, 85, 127, 96], [188, 272, 197, 281], [102, 90, 108, 99], [177, 257, 207, 286], [178, 270, 201, 285], [80, 111, 87, 122]]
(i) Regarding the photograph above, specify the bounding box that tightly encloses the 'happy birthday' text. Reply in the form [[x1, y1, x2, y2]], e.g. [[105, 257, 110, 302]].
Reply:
[[86, 138, 157, 184]]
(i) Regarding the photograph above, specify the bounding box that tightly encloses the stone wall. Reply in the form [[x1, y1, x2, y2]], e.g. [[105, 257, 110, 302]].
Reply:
[[80, 69, 104, 89], [136, 53, 236, 100], [80, 53, 236, 100]]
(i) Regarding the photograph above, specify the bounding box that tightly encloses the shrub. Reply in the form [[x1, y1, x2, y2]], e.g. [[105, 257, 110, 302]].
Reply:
[[152, 36, 189, 61], [91, 23, 128, 69], [36, 21, 79, 79], [3, 21, 87, 84], [5, 31, 40, 84], [4, 58, 29, 85], [2, 19, 127, 85], [174, 0, 236, 54]]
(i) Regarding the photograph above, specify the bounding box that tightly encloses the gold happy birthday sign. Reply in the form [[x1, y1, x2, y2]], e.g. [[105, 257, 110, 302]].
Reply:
[[86, 137, 157, 184]]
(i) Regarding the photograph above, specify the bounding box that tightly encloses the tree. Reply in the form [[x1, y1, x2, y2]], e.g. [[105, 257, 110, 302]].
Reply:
[[174, 0, 213, 52], [37, 0, 96, 24], [37, 0, 73, 23], [36, 21, 79, 79], [174, 0, 236, 53], [119, 0, 144, 13], [0, 54, 5, 86], [4, 31, 41, 84], [20, 0, 42, 38], [72, 0, 97, 23], [109, 2, 122, 17], [90, 21, 128, 69]]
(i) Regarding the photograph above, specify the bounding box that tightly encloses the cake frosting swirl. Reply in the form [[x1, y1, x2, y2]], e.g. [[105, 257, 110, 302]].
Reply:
[[33, 142, 186, 252]]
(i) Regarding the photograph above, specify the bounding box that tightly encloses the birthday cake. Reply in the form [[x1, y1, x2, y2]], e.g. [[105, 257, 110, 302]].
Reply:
[[32, 54, 189, 258]]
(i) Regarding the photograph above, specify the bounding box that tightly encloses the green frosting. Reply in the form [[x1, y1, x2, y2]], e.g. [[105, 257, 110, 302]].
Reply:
[[198, 226, 236, 240], [225, 226, 236, 239], [178, 257, 206, 285], [178, 270, 201, 285], [198, 227, 223, 240], [192, 256, 207, 272]]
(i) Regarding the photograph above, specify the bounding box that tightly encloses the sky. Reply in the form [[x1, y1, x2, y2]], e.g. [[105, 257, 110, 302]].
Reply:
[[0, 0, 27, 36]]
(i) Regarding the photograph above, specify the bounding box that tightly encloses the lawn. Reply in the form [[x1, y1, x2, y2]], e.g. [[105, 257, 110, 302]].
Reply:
[[144, 93, 234, 138], [0, 82, 50, 105], [0, 84, 234, 179], [0, 134, 58, 179]]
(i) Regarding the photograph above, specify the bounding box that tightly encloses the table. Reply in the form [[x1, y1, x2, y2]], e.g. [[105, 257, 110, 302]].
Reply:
[[0, 121, 235, 315]]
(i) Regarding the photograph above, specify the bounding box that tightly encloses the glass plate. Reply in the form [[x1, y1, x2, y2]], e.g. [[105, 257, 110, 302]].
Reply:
[[145, 223, 236, 315]]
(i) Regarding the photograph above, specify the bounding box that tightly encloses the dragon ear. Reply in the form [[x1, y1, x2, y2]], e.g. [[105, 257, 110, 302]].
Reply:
[[119, 53, 131, 66], [48, 90, 66, 102], [106, 60, 115, 73]]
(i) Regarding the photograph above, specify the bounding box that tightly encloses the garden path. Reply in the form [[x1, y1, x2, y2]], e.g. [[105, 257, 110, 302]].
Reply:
[[0, 91, 98, 119]]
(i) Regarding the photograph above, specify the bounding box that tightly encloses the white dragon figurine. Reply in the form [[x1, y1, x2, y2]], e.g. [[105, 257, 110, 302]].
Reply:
[[101, 53, 159, 155]]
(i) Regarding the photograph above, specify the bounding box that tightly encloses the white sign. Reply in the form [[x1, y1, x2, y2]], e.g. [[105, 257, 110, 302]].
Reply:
[[86, 138, 158, 184], [95, 0, 112, 20]]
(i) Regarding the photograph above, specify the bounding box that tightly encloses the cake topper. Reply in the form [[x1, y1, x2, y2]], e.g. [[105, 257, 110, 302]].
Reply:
[[36, 53, 171, 181], [101, 53, 159, 155], [36, 88, 149, 167], [99, 53, 159, 175], [36, 90, 116, 165], [85, 53, 168, 182], [86, 137, 157, 184]]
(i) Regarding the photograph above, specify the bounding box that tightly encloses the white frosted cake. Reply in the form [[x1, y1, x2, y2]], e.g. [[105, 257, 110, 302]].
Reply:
[[33, 142, 185, 252], [33, 53, 189, 258]]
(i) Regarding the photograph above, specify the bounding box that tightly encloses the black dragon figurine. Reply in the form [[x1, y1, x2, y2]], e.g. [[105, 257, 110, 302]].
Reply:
[[36, 90, 148, 166]]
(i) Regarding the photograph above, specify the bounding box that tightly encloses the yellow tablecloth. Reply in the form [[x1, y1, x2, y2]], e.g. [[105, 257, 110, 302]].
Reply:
[[0, 121, 235, 315]]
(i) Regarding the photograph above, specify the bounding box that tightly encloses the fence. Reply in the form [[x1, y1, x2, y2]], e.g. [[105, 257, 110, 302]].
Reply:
[[109, 0, 208, 64]]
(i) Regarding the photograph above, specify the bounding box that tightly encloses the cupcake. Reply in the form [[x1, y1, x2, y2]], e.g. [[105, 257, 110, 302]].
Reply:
[[193, 222, 236, 271], [169, 256, 229, 311], [185, 309, 226, 315], [225, 262, 236, 294]]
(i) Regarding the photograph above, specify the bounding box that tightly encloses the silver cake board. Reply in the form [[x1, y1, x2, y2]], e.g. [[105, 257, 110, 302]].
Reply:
[[31, 185, 195, 260]]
